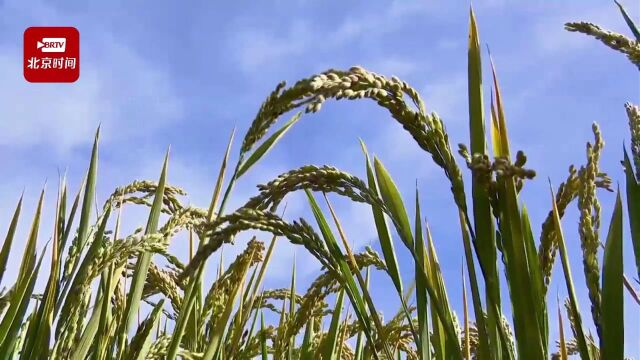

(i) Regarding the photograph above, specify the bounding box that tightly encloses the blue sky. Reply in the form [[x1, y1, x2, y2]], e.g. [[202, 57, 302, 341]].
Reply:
[[0, 0, 638, 356]]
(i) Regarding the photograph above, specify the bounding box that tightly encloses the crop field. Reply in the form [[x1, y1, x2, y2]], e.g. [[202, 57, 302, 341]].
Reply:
[[0, 2, 638, 359]]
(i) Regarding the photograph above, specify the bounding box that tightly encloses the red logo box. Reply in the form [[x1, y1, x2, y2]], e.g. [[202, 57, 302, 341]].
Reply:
[[24, 27, 79, 83]]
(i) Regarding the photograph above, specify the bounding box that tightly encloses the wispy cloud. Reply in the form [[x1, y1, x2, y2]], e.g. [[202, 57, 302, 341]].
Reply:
[[230, 1, 436, 73]]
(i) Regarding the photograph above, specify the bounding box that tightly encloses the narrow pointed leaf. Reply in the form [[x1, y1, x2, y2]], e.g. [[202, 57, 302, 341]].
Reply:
[[623, 149, 640, 278], [373, 157, 414, 248], [614, 0, 640, 40], [323, 290, 345, 360], [0, 195, 22, 285], [550, 183, 593, 360], [600, 191, 624, 359], [120, 150, 169, 351], [237, 112, 302, 178], [124, 299, 165, 360]]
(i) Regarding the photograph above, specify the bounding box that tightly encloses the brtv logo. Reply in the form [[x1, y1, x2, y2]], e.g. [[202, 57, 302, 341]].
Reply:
[[24, 27, 79, 83]]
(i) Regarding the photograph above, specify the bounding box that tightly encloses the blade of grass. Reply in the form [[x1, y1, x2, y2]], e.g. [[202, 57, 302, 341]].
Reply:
[[236, 112, 302, 178], [305, 190, 385, 360], [0, 248, 45, 360], [467, 9, 502, 359], [623, 149, 640, 278], [549, 182, 593, 360], [373, 157, 414, 249], [361, 143, 420, 348], [288, 258, 296, 360], [414, 188, 431, 360], [58, 176, 84, 269], [0, 194, 23, 286], [491, 59, 546, 359], [55, 128, 99, 314], [457, 210, 491, 360], [123, 299, 165, 360], [614, 0, 640, 40], [57, 205, 112, 356], [21, 184, 64, 360], [118, 149, 169, 353], [361, 156, 461, 358], [462, 265, 470, 360], [557, 296, 568, 360], [17, 189, 45, 285], [600, 190, 624, 359], [353, 267, 370, 360], [360, 141, 403, 292], [260, 312, 268, 360], [169, 129, 235, 360], [322, 289, 345, 360], [202, 268, 250, 360], [300, 317, 315, 359]]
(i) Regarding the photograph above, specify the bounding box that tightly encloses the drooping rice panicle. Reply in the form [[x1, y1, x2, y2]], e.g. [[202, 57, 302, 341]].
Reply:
[[625, 102, 640, 178], [565, 21, 640, 69], [0, 5, 637, 359], [577, 123, 605, 338]]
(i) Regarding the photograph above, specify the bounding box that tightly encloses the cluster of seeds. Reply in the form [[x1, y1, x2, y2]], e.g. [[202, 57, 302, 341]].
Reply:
[[625, 102, 640, 178], [577, 123, 605, 338], [242, 66, 468, 224], [565, 22, 640, 69]]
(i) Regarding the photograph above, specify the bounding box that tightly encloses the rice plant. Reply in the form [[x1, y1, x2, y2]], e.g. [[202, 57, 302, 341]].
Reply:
[[0, 4, 637, 359]]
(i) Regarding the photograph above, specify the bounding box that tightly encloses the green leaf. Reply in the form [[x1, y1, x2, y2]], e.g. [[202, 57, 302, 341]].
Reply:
[[260, 312, 268, 360], [489, 62, 547, 358], [414, 189, 431, 360], [549, 182, 593, 360], [167, 267, 202, 360], [237, 111, 302, 178], [361, 143, 418, 347], [0, 248, 45, 359], [614, 0, 640, 41], [77, 127, 99, 251], [0, 195, 22, 286], [124, 299, 165, 360], [17, 189, 45, 285], [600, 190, 624, 359], [300, 317, 315, 360], [59, 177, 83, 261], [373, 156, 414, 248], [467, 8, 502, 358], [457, 210, 492, 360], [623, 148, 640, 278], [70, 265, 124, 360], [361, 141, 403, 292], [94, 264, 126, 360], [57, 205, 112, 341], [169, 128, 237, 359], [288, 259, 296, 360], [55, 128, 99, 314], [322, 290, 345, 360], [20, 185, 67, 360], [489, 56, 510, 158], [521, 205, 548, 347], [468, 6, 485, 157], [305, 190, 386, 360], [119, 149, 169, 353], [557, 297, 568, 360]]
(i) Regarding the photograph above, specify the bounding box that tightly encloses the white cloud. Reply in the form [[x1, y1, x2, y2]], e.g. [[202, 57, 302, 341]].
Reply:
[[233, 20, 313, 72], [422, 73, 467, 123], [231, 2, 433, 73]]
